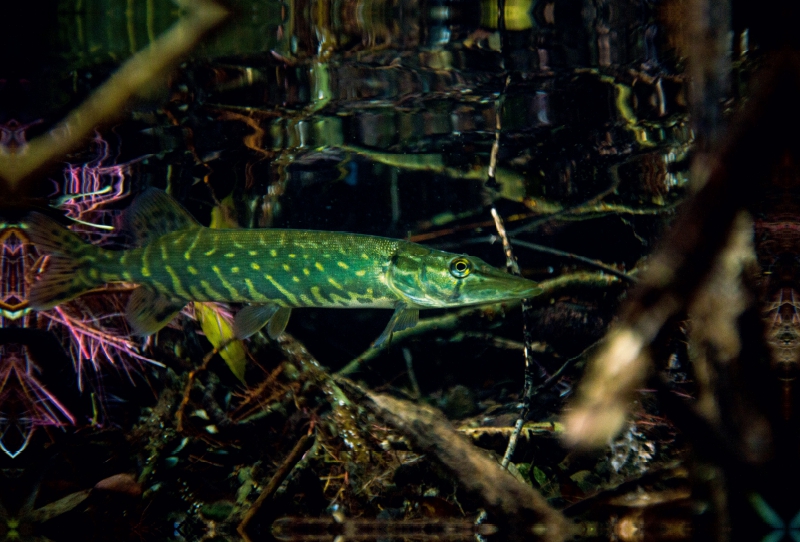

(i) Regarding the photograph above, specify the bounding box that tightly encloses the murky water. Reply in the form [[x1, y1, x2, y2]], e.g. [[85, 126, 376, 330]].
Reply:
[[0, 0, 724, 540]]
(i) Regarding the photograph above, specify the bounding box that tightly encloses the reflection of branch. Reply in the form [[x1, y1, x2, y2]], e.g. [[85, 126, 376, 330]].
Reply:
[[0, 0, 228, 188], [337, 271, 622, 376], [412, 201, 678, 245]]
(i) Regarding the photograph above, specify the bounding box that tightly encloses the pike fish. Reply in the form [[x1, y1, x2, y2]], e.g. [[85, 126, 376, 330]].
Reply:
[[25, 189, 542, 345]]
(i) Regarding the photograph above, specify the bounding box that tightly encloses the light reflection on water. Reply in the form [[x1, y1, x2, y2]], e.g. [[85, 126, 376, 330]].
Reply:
[[0, 0, 732, 540]]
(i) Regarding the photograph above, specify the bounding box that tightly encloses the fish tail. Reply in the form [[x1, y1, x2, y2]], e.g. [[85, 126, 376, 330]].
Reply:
[[25, 213, 105, 310]]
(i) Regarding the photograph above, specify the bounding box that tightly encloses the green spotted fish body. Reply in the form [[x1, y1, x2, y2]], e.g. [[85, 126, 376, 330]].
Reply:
[[26, 189, 541, 345]]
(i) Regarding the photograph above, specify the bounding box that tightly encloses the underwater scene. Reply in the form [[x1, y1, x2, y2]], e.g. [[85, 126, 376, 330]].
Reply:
[[4, 0, 800, 540]]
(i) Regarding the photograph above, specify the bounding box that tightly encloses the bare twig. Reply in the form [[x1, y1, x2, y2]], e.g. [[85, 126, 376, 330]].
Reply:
[[238, 433, 315, 540], [337, 272, 622, 376], [511, 239, 637, 284]]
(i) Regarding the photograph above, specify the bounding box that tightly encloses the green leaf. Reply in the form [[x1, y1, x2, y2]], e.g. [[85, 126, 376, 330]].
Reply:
[[516, 462, 532, 484], [532, 466, 547, 488], [195, 302, 247, 383], [199, 500, 235, 522]]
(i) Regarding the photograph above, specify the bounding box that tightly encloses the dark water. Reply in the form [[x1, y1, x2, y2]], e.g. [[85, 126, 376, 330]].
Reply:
[[0, 0, 769, 540]]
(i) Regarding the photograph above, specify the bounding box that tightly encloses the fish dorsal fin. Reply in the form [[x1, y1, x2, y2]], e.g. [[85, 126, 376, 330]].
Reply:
[[266, 307, 292, 339], [124, 188, 201, 246], [233, 304, 281, 339], [373, 304, 419, 347], [126, 286, 185, 335]]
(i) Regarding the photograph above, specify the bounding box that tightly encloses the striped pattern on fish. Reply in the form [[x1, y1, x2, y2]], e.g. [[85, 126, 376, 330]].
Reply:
[[25, 189, 542, 346]]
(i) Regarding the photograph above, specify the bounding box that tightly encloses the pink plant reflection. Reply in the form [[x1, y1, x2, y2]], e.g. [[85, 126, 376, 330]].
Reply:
[[0, 135, 161, 458]]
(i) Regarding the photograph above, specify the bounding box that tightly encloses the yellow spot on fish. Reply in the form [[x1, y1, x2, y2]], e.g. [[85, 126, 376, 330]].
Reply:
[[165, 265, 190, 298], [225, 253, 235, 258], [299, 294, 315, 305], [205, 248, 216, 256], [315, 262, 325, 272], [244, 278, 267, 301], [327, 277, 344, 290], [187, 266, 198, 275], [361, 253, 369, 260], [249, 250, 258, 256], [122, 271, 133, 281], [288, 254, 296, 258], [160, 244, 169, 261], [251, 262, 260, 271], [337, 261, 349, 270], [231, 267, 240, 273], [264, 274, 299, 305], [283, 264, 291, 272], [292, 276, 300, 283], [153, 281, 171, 295], [184, 233, 200, 260], [310, 286, 327, 304], [141, 246, 152, 277], [270, 249, 277, 257], [212, 266, 239, 298], [233, 242, 244, 249], [303, 268, 310, 276], [189, 285, 205, 299], [89, 268, 99, 279], [355, 269, 366, 277], [200, 280, 223, 299], [348, 291, 374, 304]]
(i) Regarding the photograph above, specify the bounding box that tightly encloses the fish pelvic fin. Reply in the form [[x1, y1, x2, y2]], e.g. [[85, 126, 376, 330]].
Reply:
[[373, 304, 419, 348], [25, 213, 105, 311], [233, 304, 280, 339], [233, 304, 292, 340], [126, 286, 185, 335]]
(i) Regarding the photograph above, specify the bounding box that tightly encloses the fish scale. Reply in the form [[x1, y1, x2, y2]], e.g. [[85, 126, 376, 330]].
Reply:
[[113, 228, 400, 309], [25, 189, 542, 346]]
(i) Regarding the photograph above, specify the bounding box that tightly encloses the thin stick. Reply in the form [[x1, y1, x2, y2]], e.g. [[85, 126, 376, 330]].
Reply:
[[337, 272, 621, 376], [484, 77, 541, 470], [238, 433, 315, 539], [511, 239, 637, 283], [175, 334, 238, 432]]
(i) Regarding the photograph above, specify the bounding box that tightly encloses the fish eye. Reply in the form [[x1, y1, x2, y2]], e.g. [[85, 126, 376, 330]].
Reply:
[[449, 257, 472, 278]]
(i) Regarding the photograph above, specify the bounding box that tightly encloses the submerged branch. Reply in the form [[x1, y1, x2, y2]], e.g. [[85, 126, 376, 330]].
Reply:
[[333, 376, 572, 542], [337, 271, 622, 376], [0, 0, 228, 187]]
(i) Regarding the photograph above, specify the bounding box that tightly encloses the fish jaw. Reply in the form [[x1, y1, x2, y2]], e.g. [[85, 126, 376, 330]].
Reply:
[[457, 262, 543, 305]]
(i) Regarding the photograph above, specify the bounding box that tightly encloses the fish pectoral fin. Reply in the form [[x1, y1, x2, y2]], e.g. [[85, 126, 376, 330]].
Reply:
[[266, 307, 292, 339], [373, 304, 419, 348], [126, 286, 184, 336], [233, 304, 281, 339]]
